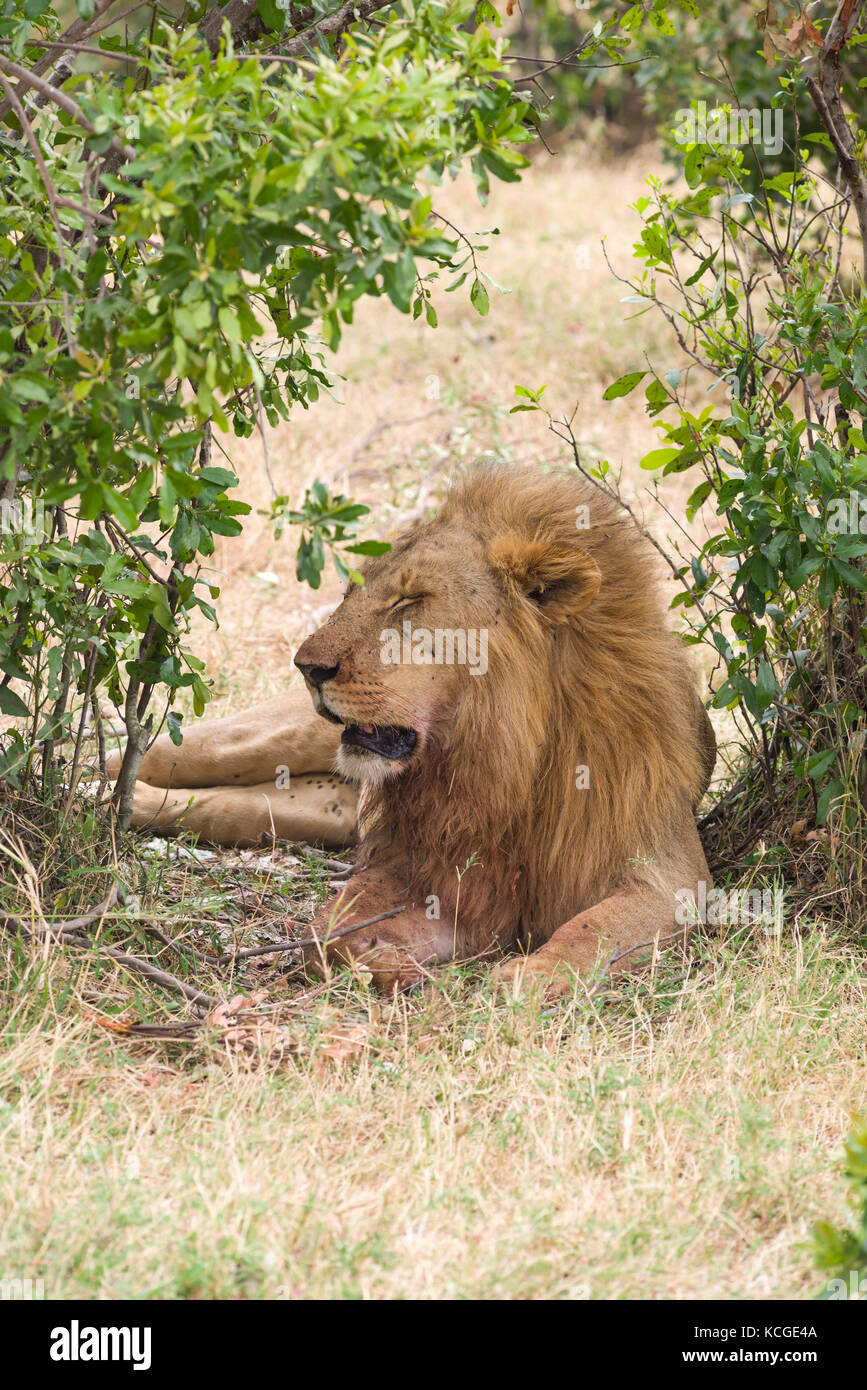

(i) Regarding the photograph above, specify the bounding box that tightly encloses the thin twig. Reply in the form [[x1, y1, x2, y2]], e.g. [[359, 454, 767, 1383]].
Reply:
[[1, 882, 217, 1008], [220, 906, 406, 964], [0, 0, 119, 123], [0, 54, 137, 161], [0, 68, 75, 350], [585, 925, 693, 999]]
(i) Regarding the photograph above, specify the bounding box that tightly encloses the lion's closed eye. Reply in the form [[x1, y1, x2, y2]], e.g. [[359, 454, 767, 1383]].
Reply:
[[388, 594, 426, 615]]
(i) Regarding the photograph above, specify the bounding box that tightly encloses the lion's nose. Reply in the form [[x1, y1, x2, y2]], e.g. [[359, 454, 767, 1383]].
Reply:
[[296, 659, 340, 688]]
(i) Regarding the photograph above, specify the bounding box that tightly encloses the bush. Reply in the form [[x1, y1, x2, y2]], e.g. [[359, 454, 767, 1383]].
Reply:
[[596, 3, 867, 914], [0, 0, 538, 818], [814, 1118, 867, 1298], [511, 0, 866, 164]]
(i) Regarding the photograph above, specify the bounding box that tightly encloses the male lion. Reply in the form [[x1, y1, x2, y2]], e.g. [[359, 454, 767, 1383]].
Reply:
[[115, 466, 715, 993]]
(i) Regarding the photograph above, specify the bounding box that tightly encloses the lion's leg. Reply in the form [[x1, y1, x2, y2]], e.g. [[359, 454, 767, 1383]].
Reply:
[[498, 822, 710, 997], [303, 868, 455, 991], [106, 686, 341, 788], [125, 773, 357, 849], [497, 882, 681, 996]]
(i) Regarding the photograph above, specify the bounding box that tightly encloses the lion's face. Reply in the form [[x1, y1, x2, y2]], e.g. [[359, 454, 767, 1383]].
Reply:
[[294, 522, 501, 785], [294, 493, 603, 787]]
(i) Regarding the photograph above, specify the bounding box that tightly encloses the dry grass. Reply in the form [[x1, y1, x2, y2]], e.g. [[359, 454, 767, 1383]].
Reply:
[[1, 145, 862, 1301], [1, 909, 864, 1299]]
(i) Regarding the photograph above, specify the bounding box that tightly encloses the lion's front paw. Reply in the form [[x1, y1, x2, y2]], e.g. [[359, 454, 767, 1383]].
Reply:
[[495, 950, 578, 1000], [304, 930, 428, 993], [346, 938, 428, 992]]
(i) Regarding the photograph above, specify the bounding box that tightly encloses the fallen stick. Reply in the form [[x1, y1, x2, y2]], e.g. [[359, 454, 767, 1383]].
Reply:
[[7, 881, 123, 936], [1, 887, 217, 1009], [220, 906, 407, 965]]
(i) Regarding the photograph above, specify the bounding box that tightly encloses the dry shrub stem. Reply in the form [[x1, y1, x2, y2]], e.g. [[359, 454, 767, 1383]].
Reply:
[[0, 881, 217, 1009]]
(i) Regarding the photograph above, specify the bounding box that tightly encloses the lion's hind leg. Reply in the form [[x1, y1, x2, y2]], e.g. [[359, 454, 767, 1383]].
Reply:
[[125, 772, 357, 849], [105, 686, 341, 789]]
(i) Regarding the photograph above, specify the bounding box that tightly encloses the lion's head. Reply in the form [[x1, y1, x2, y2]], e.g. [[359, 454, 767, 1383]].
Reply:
[[295, 466, 712, 950], [295, 470, 602, 788]]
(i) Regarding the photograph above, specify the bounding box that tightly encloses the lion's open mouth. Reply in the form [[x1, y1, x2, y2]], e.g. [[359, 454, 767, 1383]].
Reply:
[[341, 724, 418, 760]]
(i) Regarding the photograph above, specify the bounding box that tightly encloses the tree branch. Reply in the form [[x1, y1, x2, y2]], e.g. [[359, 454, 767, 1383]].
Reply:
[[0, 53, 137, 161], [199, 0, 399, 58], [803, 0, 867, 281], [0, 0, 119, 124], [1, 883, 217, 1009]]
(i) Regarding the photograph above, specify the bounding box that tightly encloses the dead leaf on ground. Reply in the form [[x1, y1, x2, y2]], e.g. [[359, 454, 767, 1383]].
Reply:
[[80, 1006, 134, 1034], [219, 1020, 299, 1061], [316, 1020, 374, 1070], [137, 1069, 178, 1088], [206, 986, 270, 1030]]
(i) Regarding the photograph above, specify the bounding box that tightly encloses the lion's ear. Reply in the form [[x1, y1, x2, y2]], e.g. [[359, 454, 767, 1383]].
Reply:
[[488, 532, 601, 621]]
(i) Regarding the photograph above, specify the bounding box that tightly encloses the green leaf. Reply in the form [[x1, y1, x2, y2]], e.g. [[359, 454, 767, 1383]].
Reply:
[[470, 279, 489, 316], [832, 557, 867, 590], [199, 467, 238, 489], [218, 307, 243, 343], [345, 540, 392, 556], [382, 253, 416, 314], [640, 447, 681, 471], [150, 585, 177, 633], [256, 0, 286, 31], [686, 479, 713, 518], [806, 749, 838, 780], [754, 659, 777, 713], [0, 686, 30, 719], [167, 711, 184, 746], [603, 371, 647, 401], [816, 780, 844, 826]]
